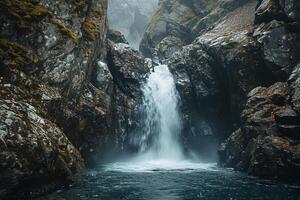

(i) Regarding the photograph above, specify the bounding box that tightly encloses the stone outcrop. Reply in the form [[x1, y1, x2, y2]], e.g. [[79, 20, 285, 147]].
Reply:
[[218, 0, 300, 179], [140, 0, 253, 59], [219, 81, 300, 179], [1, 0, 300, 197], [169, 0, 270, 161], [0, 0, 149, 198], [0, 100, 83, 198], [145, 0, 300, 177], [108, 29, 129, 44]]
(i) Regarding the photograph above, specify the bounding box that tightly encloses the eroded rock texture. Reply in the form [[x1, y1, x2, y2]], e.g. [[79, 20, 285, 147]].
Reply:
[[145, 0, 300, 177], [0, 0, 149, 198], [140, 0, 252, 59]]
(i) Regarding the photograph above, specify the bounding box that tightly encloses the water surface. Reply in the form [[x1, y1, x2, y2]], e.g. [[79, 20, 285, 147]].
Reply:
[[39, 160, 300, 200]]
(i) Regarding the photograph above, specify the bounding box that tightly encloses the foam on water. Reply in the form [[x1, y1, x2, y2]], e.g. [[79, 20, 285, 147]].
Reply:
[[106, 64, 216, 172], [132, 63, 184, 160], [104, 159, 218, 173]]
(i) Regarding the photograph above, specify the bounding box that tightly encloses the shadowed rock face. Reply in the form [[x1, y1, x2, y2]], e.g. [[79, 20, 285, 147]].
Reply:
[[144, 0, 300, 177], [0, 0, 299, 197], [0, 0, 150, 198], [0, 100, 84, 198], [220, 81, 300, 179], [217, 0, 300, 179]]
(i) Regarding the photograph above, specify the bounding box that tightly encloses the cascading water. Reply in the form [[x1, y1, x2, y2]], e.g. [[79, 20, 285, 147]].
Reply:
[[105, 64, 216, 172], [136, 63, 184, 160]]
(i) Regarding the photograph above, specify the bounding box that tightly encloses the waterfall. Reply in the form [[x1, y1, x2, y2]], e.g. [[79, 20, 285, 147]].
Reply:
[[133, 63, 184, 161], [106, 64, 216, 172]]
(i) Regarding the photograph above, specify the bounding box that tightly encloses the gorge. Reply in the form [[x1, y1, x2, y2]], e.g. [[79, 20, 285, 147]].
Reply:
[[0, 0, 300, 199]]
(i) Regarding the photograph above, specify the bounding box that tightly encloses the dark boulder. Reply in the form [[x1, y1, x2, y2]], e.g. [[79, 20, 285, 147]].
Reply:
[[220, 82, 300, 179], [108, 29, 129, 44], [0, 100, 83, 199]]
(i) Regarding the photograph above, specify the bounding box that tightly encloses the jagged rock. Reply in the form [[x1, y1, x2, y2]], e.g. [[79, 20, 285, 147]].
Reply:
[[163, 0, 300, 176], [157, 36, 185, 60], [220, 82, 300, 179], [255, 0, 287, 24], [254, 20, 300, 80], [0, 100, 83, 199], [108, 29, 128, 44], [274, 107, 300, 125], [140, 0, 253, 58], [255, 0, 300, 24], [108, 42, 150, 96], [289, 63, 300, 113], [0, 0, 150, 197], [217, 1, 300, 178], [167, 0, 274, 160], [169, 43, 223, 160]]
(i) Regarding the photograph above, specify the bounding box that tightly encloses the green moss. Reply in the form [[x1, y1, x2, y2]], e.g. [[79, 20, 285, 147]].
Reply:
[[0, 0, 49, 30], [0, 0, 49, 21], [0, 38, 35, 68], [82, 17, 100, 41], [50, 19, 79, 44], [82, 3, 106, 41], [93, 4, 104, 17], [85, 48, 92, 57], [30, 6, 49, 16]]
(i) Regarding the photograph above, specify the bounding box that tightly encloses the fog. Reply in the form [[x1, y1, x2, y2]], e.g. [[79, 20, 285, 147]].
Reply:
[[108, 0, 158, 49]]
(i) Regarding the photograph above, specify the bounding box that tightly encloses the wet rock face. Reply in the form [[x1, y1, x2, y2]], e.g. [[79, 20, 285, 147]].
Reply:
[[0, 0, 108, 98], [219, 82, 300, 179], [108, 42, 149, 96], [0, 0, 150, 197], [168, 0, 269, 160], [108, 29, 129, 44], [0, 0, 108, 197], [169, 43, 226, 160], [0, 100, 83, 199], [160, 0, 300, 176], [289, 64, 300, 113], [255, 0, 300, 23], [218, 0, 300, 179], [140, 0, 252, 59]]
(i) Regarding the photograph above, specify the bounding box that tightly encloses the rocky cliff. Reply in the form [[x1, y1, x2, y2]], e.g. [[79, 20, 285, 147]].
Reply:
[[0, 0, 149, 198], [143, 0, 300, 178], [1, 0, 300, 197], [140, 0, 251, 59]]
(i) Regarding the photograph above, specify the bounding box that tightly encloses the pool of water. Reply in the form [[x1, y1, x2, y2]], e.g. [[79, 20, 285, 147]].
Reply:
[[37, 160, 300, 200]]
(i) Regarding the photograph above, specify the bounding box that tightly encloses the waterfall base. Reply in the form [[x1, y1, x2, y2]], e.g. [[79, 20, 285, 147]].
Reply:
[[103, 159, 217, 173]]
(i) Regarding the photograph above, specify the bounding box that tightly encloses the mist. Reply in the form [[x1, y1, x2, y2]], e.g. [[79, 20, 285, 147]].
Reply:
[[108, 0, 158, 49]]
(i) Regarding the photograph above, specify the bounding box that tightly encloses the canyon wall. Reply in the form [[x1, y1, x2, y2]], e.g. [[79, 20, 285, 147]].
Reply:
[[0, 0, 149, 198], [142, 0, 300, 178]]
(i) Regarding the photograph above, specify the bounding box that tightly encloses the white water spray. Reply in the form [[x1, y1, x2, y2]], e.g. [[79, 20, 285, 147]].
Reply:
[[105, 64, 216, 172], [137, 64, 184, 160]]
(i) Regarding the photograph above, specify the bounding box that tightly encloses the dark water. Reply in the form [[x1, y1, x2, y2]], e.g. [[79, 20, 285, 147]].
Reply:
[[38, 162, 300, 200]]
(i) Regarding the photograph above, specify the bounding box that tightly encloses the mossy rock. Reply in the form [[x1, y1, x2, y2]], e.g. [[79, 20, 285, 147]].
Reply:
[[0, 0, 49, 23], [0, 38, 38, 71], [50, 19, 79, 44], [83, 17, 100, 41]]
